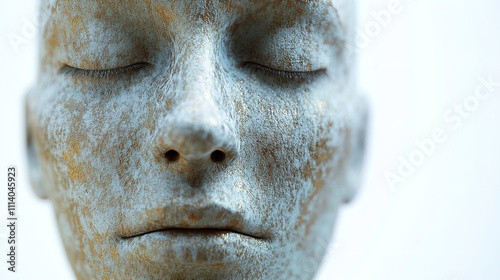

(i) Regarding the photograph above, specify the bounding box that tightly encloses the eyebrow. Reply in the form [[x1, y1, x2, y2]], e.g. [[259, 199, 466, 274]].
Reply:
[[248, 0, 343, 28]]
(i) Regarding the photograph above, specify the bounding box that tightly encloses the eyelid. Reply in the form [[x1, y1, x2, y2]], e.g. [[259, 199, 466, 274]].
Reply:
[[59, 62, 150, 79], [243, 62, 327, 81]]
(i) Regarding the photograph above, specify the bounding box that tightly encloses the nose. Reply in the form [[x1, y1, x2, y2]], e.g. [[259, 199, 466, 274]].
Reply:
[[154, 98, 239, 164]]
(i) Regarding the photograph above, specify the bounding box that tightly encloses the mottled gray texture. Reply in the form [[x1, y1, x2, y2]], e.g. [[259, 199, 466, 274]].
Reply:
[[26, 0, 367, 279]]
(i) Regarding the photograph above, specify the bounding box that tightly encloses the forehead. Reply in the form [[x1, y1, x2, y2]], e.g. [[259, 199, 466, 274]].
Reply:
[[41, 0, 353, 29]]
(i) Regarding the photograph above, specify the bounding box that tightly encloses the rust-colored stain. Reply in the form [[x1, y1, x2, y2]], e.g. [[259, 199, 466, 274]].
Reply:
[[154, 5, 176, 24], [27, 0, 363, 279], [61, 140, 88, 183]]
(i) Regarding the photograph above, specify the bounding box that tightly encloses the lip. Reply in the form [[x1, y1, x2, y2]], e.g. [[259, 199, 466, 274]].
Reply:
[[124, 228, 261, 239], [118, 202, 268, 240]]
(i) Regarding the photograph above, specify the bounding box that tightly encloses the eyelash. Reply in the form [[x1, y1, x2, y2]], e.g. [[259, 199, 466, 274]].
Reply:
[[59, 63, 150, 79], [59, 61, 325, 82], [243, 62, 326, 81]]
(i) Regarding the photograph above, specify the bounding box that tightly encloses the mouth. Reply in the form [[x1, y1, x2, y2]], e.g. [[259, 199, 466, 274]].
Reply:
[[118, 203, 269, 241], [123, 227, 265, 240]]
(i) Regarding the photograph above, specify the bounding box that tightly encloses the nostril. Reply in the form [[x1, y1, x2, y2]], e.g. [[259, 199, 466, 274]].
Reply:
[[165, 150, 180, 163], [210, 149, 227, 163]]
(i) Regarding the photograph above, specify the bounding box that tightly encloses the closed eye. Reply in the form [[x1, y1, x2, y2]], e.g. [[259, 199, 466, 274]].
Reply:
[[59, 62, 150, 79], [243, 62, 327, 81]]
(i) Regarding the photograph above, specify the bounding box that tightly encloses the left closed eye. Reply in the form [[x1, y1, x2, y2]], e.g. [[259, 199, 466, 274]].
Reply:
[[59, 62, 150, 79], [243, 62, 326, 81]]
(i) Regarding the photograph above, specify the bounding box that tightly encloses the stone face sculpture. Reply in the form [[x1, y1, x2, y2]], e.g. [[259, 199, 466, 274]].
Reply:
[[26, 0, 367, 279]]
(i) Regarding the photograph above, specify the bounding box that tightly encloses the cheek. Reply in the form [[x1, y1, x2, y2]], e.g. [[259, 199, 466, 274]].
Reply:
[[33, 90, 156, 276], [41, 87, 153, 189], [289, 114, 348, 267], [296, 119, 345, 227], [236, 89, 347, 275], [33, 94, 124, 211], [239, 87, 345, 232]]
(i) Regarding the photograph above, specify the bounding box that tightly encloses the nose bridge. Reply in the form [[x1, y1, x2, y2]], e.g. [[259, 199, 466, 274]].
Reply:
[[176, 34, 215, 99]]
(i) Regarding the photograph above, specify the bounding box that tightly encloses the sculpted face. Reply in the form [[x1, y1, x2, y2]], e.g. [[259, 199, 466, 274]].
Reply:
[[26, 0, 366, 279]]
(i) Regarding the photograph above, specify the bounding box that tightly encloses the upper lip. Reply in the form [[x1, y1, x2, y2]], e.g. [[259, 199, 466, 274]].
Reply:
[[118, 202, 267, 240]]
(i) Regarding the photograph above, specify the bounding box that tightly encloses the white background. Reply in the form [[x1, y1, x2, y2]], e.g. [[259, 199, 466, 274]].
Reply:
[[1, 1, 500, 279]]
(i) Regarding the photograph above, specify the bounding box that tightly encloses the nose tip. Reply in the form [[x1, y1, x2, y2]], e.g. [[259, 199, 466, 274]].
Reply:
[[155, 109, 238, 164]]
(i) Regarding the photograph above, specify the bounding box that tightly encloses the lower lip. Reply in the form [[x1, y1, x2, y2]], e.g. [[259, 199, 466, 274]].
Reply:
[[119, 229, 268, 265]]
